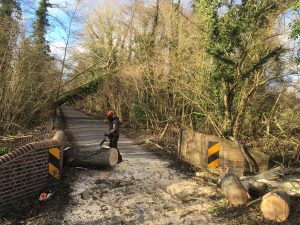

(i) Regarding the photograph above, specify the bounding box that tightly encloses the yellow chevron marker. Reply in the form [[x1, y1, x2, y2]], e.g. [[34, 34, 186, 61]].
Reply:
[[48, 147, 61, 180], [208, 159, 219, 169], [49, 147, 61, 159], [48, 163, 59, 179], [208, 142, 220, 169]]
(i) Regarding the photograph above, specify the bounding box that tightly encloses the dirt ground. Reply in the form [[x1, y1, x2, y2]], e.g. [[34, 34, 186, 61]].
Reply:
[[57, 106, 224, 225], [1, 106, 300, 225]]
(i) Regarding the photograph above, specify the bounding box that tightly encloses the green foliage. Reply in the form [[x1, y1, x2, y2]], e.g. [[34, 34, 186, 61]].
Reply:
[[132, 101, 147, 124], [0, 0, 20, 18], [195, 0, 290, 138], [0, 0, 59, 134], [0, 146, 10, 156], [291, 1, 300, 63], [291, 1, 300, 10], [0, 0, 20, 71], [33, 0, 50, 53], [67, 0, 297, 156], [56, 75, 108, 106], [291, 20, 300, 40]]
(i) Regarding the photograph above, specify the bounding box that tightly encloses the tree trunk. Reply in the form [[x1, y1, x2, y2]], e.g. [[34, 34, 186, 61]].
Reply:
[[254, 180, 300, 197], [240, 166, 300, 197], [229, 137, 258, 173], [69, 148, 118, 168], [240, 166, 282, 181], [159, 123, 169, 141], [241, 179, 269, 197], [220, 172, 250, 206], [261, 191, 291, 222]]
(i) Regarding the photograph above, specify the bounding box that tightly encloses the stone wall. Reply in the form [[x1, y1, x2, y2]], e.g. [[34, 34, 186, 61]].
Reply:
[[178, 129, 270, 175]]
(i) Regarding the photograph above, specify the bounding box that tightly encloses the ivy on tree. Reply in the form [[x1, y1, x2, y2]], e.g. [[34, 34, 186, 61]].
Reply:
[[195, 0, 290, 139], [33, 0, 51, 54]]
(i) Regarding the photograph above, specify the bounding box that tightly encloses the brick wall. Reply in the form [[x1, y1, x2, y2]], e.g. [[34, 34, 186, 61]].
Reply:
[[178, 129, 270, 176], [0, 140, 59, 210]]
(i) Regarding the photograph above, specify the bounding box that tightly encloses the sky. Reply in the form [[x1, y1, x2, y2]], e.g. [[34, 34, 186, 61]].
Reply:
[[17, 0, 194, 82], [18, 0, 299, 90], [19, 0, 298, 60], [19, 0, 193, 60]]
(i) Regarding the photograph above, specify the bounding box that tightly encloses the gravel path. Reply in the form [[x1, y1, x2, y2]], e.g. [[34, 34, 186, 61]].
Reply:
[[60, 106, 224, 225]]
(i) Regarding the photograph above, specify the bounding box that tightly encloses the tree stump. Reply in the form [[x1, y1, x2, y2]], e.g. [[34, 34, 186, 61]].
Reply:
[[220, 173, 250, 206], [261, 191, 291, 222]]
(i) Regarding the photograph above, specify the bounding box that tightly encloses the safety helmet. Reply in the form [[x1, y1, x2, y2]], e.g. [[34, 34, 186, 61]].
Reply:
[[107, 111, 114, 117]]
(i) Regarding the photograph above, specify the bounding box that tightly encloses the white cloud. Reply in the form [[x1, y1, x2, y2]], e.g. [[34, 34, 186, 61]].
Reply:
[[50, 40, 67, 59]]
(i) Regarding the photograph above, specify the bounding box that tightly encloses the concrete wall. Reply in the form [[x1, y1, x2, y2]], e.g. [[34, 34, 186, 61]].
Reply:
[[0, 140, 60, 209], [178, 129, 270, 175]]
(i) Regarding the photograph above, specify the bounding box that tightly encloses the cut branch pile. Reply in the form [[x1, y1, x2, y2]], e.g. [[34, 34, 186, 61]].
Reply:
[[219, 166, 300, 222]]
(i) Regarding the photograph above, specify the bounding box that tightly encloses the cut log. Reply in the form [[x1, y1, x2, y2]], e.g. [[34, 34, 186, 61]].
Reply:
[[241, 179, 300, 198], [220, 172, 251, 206], [248, 180, 269, 196], [98, 148, 119, 167], [69, 148, 118, 167], [241, 179, 269, 197], [277, 180, 300, 197], [283, 167, 300, 175], [240, 166, 300, 197], [255, 179, 300, 197], [240, 166, 300, 182], [261, 191, 291, 222], [240, 166, 283, 181], [240, 165, 300, 197]]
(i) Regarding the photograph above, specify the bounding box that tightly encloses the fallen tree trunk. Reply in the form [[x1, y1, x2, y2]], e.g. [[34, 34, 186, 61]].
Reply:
[[242, 180, 269, 197], [220, 172, 251, 206], [68, 148, 119, 167], [241, 166, 300, 182], [217, 166, 300, 223], [145, 139, 164, 149], [240, 166, 283, 181], [261, 191, 291, 222], [240, 166, 300, 197], [253, 179, 300, 197], [159, 123, 169, 141]]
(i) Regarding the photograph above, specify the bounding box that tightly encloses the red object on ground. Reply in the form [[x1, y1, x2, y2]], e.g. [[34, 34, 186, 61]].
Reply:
[[39, 192, 47, 201]]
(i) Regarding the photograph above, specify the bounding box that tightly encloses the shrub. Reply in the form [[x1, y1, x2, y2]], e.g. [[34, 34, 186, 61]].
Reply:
[[0, 146, 11, 156]]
